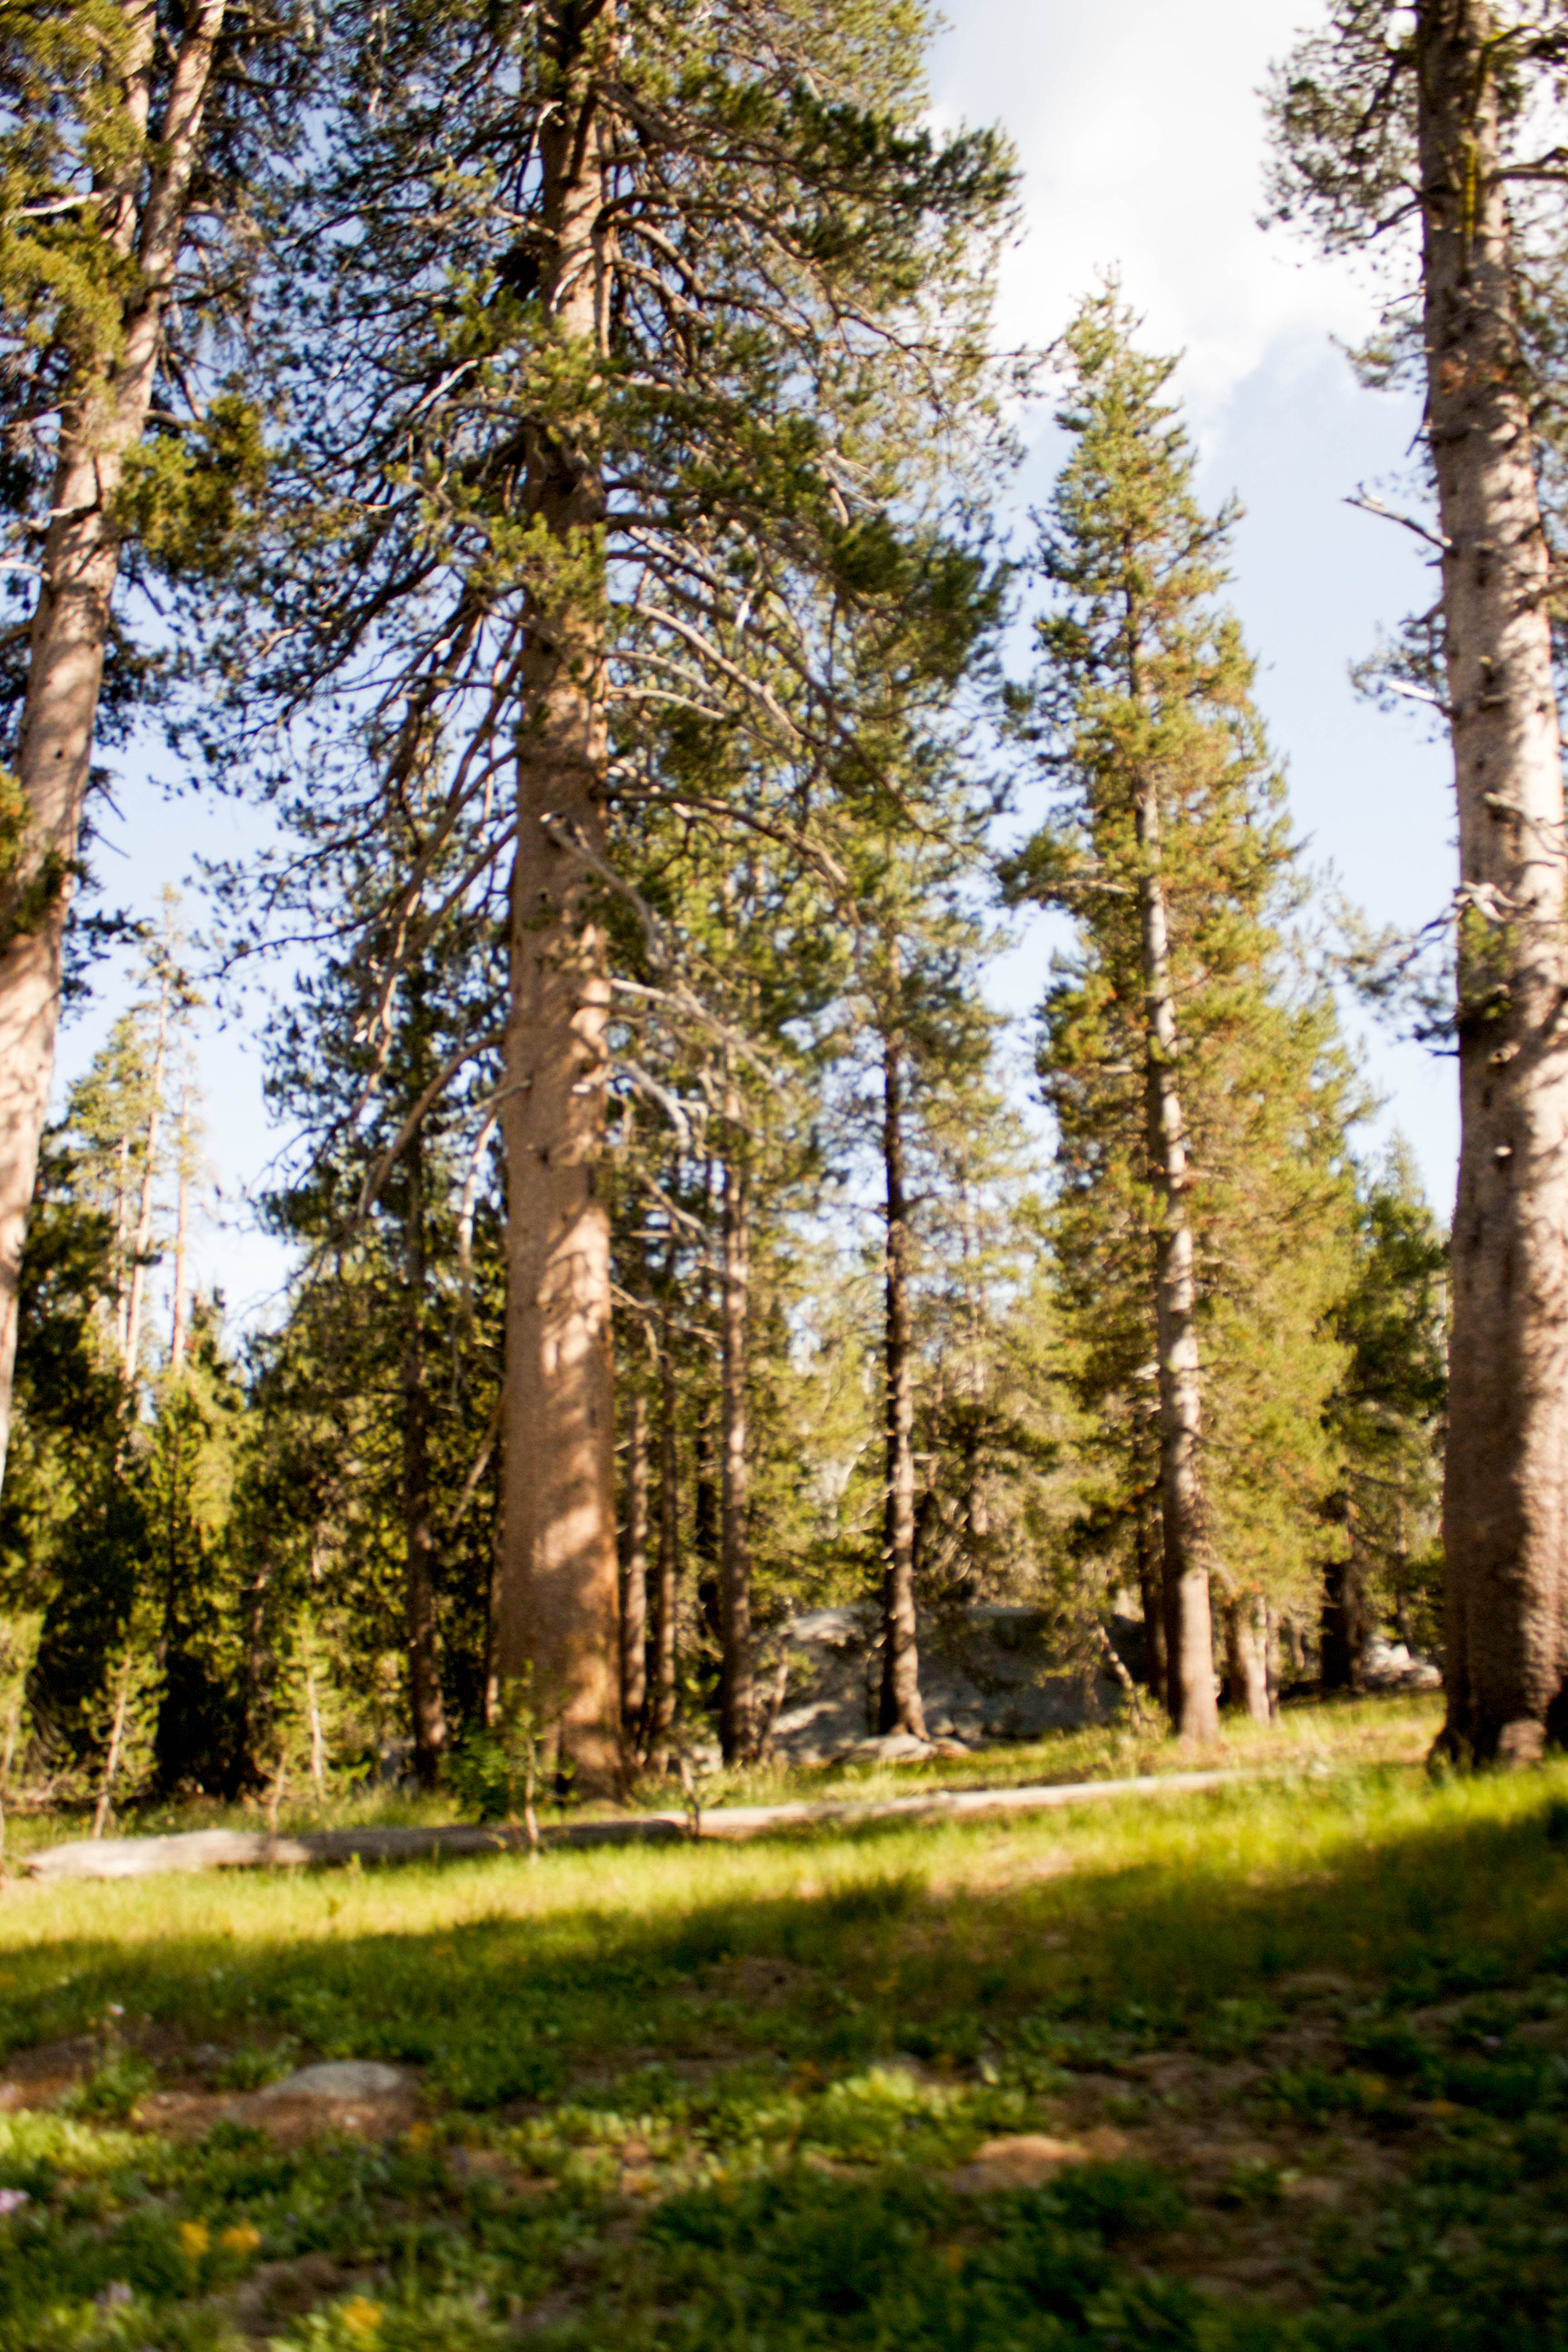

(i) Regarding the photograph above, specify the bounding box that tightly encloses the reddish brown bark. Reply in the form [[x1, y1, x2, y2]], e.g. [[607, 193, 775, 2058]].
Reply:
[[718, 1123, 754, 1762], [495, 11, 620, 1785], [647, 1298, 680, 1762], [620, 1388, 649, 1750]]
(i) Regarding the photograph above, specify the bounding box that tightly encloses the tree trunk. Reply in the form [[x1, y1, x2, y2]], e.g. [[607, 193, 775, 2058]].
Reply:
[[93, 1654, 133, 1839], [694, 1389, 722, 1702], [878, 1006, 926, 1738], [306, 1659, 327, 1798], [620, 1387, 649, 1752], [1225, 1593, 1271, 1725], [1320, 1555, 1362, 1695], [1135, 1485, 1167, 1702], [1134, 779, 1219, 1742], [122, 955, 170, 1385], [1417, 2, 1568, 1766], [495, 24, 620, 1787], [647, 1299, 679, 1762], [401, 1126, 446, 1788], [719, 1124, 754, 1762], [170, 1093, 191, 1372], [0, 1, 225, 1493]]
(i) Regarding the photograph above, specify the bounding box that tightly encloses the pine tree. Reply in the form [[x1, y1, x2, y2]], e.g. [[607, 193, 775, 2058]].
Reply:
[[1268, 1, 1568, 1761], [1012, 289, 1359, 1738], [0, 1, 302, 1491], [209, 0, 1014, 1782]]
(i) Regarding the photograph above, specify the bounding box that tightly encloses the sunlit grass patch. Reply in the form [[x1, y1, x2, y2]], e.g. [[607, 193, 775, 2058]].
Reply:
[[0, 1714, 1566, 2343]]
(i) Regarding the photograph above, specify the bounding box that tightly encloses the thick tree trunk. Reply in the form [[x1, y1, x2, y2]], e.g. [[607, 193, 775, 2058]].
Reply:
[[401, 1128, 447, 1788], [0, 1, 225, 1493], [719, 1126, 754, 1762], [647, 1302, 679, 1762], [495, 29, 620, 1786], [1417, 2, 1568, 1765], [1135, 782, 1219, 1742], [1225, 1593, 1271, 1726], [878, 1010, 926, 1738], [620, 1388, 649, 1752]]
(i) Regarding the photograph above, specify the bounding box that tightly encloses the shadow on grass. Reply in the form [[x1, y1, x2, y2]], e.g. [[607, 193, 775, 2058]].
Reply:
[[2, 1769, 1568, 2346], [5, 1772, 1568, 2070]]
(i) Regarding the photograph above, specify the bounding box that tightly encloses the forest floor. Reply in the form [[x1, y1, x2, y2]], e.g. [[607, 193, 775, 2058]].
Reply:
[[5, 1691, 1568, 2348]]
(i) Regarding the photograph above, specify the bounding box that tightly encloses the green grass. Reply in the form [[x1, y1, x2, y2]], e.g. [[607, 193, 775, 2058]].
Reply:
[[5, 1695, 1568, 2347]]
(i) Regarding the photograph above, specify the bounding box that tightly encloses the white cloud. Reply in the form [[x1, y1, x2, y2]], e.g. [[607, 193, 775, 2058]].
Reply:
[[931, 0, 1376, 415]]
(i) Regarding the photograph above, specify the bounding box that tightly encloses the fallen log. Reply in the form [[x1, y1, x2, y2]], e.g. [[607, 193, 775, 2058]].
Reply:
[[23, 1766, 1254, 1882]]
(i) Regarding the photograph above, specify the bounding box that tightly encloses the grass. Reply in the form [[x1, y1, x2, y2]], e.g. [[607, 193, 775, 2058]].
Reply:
[[5, 1693, 1568, 2345]]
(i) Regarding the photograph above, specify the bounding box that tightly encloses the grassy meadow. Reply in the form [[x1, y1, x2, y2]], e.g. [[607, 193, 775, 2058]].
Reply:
[[4, 1694, 1568, 2347]]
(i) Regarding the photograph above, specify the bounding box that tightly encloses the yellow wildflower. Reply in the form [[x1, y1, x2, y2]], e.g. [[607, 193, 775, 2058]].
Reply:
[[220, 2223, 261, 2258], [179, 2219, 210, 2261], [340, 2297, 383, 2342]]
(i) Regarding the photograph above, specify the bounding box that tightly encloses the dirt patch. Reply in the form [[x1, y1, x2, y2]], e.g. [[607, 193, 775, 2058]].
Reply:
[[144, 2082, 421, 2146], [712, 1952, 815, 2007]]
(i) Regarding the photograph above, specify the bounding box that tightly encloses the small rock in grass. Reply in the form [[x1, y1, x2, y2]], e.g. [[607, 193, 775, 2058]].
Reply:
[[842, 1731, 935, 1762], [260, 2061, 405, 2101]]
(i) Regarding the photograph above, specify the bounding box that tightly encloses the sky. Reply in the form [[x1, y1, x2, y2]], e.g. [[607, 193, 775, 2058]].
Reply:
[[58, 0, 1460, 1334]]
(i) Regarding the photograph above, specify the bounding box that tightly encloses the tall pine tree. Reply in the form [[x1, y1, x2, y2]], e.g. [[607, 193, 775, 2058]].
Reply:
[[1012, 291, 1358, 1737]]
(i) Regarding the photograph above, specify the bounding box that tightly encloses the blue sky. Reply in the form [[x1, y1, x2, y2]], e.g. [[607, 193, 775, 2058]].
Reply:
[[59, 0, 1460, 1333]]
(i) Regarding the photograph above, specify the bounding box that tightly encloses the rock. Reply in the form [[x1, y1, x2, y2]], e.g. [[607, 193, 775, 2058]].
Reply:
[[1361, 1635, 1441, 1691], [260, 2061, 406, 2101], [768, 1603, 1122, 1765], [841, 1731, 933, 1763]]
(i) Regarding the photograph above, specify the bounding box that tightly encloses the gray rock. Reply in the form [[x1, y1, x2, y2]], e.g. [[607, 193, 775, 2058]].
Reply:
[[767, 1603, 1119, 1764], [260, 2061, 406, 2101], [842, 1731, 934, 1763]]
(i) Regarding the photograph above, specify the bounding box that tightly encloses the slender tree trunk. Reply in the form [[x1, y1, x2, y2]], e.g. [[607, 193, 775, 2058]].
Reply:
[[0, 0, 225, 1493], [1134, 779, 1218, 1741], [92, 1655, 132, 1838], [1135, 1482, 1166, 1702], [1264, 1601, 1280, 1719], [878, 1004, 926, 1738], [170, 1093, 191, 1372], [401, 1127, 447, 1788], [113, 1134, 132, 1362], [306, 1658, 327, 1798], [648, 1296, 680, 1761], [122, 957, 170, 1385], [1225, 1593, 1270, 1725], [957, 1181, 990, 1573], [719, 1122, 754, 1761], [495, 23, 620, 1785], [1416, 2, 1568, 1765], [620, 1387, 649, 1751]]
